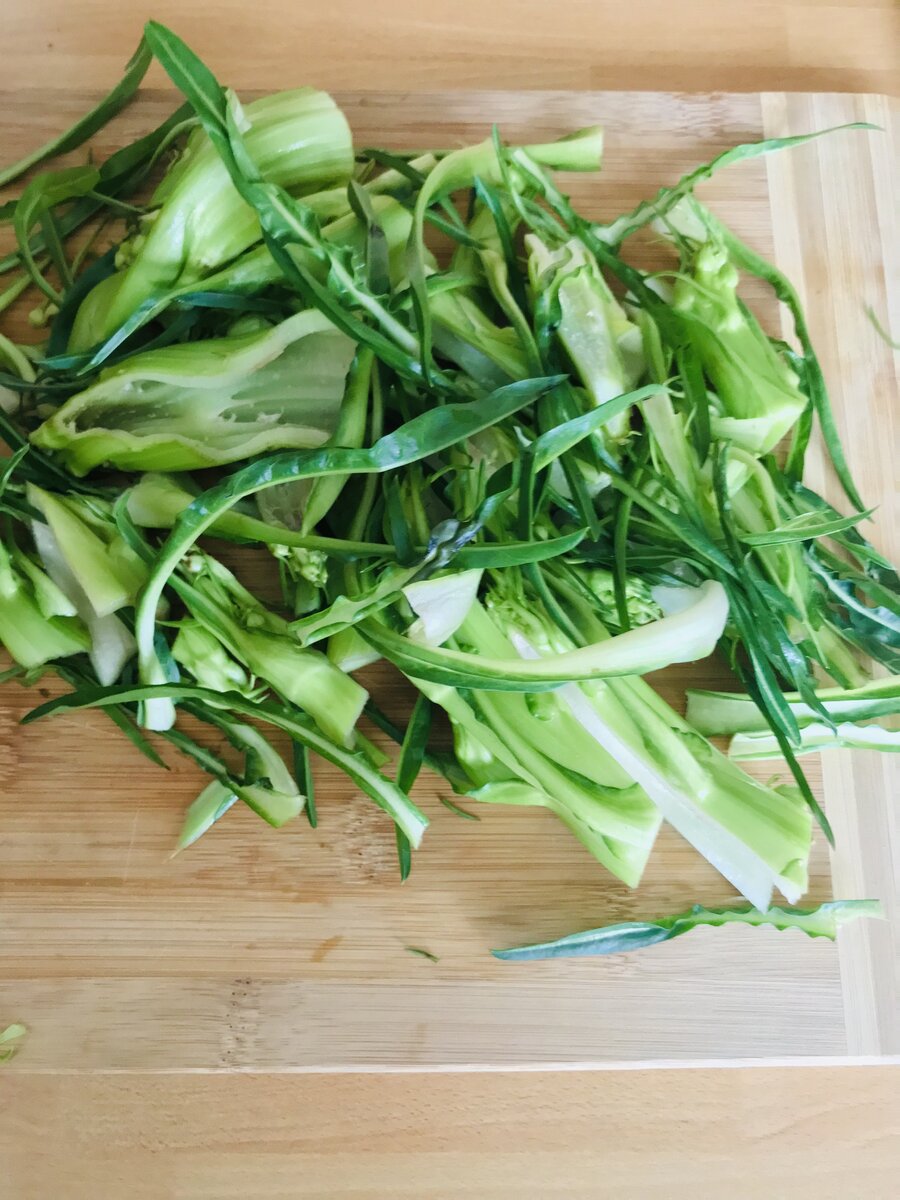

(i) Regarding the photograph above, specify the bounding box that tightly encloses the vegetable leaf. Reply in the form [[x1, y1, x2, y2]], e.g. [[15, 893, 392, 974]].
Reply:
[[23, 682, 428, 847], [0, 38, 152, 188], [493, 900, 883, 960]]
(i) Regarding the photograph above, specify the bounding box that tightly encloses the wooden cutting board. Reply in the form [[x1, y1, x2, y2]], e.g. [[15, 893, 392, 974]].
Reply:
[[0, 89, 896, 1071]]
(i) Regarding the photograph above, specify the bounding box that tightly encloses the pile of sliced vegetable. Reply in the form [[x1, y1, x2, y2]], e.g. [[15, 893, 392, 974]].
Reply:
[[0, 22, 894, 959]]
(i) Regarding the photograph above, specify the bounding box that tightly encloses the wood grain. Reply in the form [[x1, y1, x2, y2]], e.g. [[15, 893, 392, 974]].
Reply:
[[4, 1068, 899, 1200], [762, 93, 899, 1057], [3, 1, 899, 95], [0, 88, 896, 1073], [1, 7, 899, 1192]]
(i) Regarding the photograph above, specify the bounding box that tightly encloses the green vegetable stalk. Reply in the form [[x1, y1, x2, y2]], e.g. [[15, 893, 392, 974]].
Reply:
[[33, 310, 356, 474], [437, 577, 814, 910], [172, 620, 258, 697], [27, 485, 147, 615], [175, 780, 238, 851], [687, 675, 900, 758], [70, 87, 354, 347], [70, 192, 414, 359], [176, 553, 367, 747], [0, 1023, 27, 1064], [672, 236, 808, 456], [729, 721, 899, 759], [418, 609, 663, 888], [24, 489, 142, 685], [430, 285, 530, 387], [526, 234, 644, 421], [727, 454, 868, 687], [686, 675, 900, 736], [0, 536, 89, 668]]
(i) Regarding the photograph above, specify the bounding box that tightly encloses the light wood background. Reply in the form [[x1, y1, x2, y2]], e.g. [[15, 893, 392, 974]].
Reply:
[[4, 0, 899, 95], [2, 4, 899, 1196], [5, 1069, 900, 1200]]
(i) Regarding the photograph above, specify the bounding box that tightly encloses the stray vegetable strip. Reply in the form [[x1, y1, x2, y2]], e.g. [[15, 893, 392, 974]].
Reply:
[[493, 900, 883, 960]]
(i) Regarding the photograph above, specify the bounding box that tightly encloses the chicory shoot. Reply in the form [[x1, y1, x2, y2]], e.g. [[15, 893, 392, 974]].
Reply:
[[0, 22, 894, 960]]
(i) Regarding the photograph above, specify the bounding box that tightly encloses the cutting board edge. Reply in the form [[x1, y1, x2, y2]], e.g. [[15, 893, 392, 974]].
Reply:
[[0, 87, 896, 1070]]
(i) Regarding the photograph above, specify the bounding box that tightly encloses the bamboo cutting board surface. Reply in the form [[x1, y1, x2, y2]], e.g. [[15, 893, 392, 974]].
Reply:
[[0, 89, 896, 1071]]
